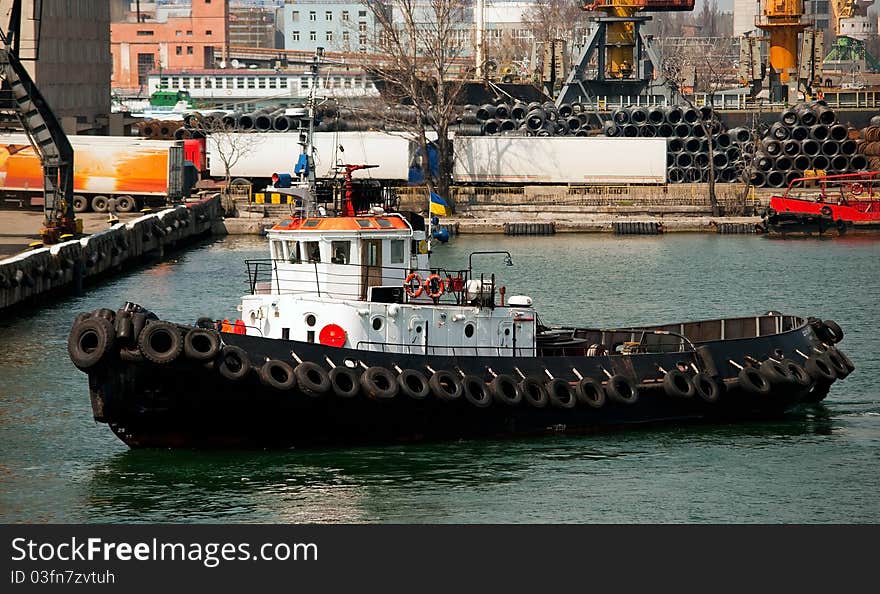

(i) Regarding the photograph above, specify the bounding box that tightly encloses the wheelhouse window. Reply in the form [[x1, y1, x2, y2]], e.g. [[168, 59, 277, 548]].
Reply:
[[331, 241, 351, 264], [376, 219, 392, 228], [271, 240, 284, 260], [304, 241, 321, 262], [286, 241, 300, 263], [365, 242, 380, 266], [390, 239, 404, 264]]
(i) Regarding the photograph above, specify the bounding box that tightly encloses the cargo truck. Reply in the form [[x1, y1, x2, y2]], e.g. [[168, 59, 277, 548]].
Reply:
[[0, 133, 199, 213]]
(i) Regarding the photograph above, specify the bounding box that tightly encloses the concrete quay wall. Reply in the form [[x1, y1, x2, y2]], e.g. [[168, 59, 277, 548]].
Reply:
[[0, 195, 223, 312]]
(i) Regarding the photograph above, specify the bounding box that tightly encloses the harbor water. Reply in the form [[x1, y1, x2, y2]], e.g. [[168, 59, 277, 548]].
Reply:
[[1, 234, 878, 523]]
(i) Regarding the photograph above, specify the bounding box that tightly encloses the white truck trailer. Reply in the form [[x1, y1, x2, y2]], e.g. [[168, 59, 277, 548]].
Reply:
[[207, 132, 413, 181], [452, 137, 667, 184]]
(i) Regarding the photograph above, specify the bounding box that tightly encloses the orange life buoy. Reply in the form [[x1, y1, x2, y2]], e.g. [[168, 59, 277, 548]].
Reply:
[[404, 273, 423, 297], [319, 323, 347, 347], [424, 273, 445, 299], [850, 182, 864, 196]]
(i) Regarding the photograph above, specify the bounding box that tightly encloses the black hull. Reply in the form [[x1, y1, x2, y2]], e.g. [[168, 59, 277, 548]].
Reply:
[[78, 312, 849, 449]]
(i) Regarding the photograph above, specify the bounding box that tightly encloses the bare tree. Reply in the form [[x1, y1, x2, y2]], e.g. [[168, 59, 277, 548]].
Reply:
[[365, 0, 471, 210], [190, 113, 264, 211]]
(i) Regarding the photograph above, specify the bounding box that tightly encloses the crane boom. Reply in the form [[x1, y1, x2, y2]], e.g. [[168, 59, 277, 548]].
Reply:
[[0, 0, 76, 244]]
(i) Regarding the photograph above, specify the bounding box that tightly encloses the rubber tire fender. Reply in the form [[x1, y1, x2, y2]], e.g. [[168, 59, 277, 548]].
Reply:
[[119, 344, 145, 362], [737, 367, 771, 395], [429, 370, 463, 402], [831, 347, 855, 374], [462, 374, 492, 408], [259, 359, 296, 391], [490, 374, 521, 406], [361, 366, 399, 400], [821, 319, 844, 344], [822, 349, 849, 379], [605, 374, 639, 405], [662, 370, 695, 398], [576, 377, 606, 408], [782, 359, 813, 388], [397, 369, 430, 400], [546, 378, 577, 409], [805, 355, 836, 382], [137, 321, 184, 365], [295, 361, 331, 395], [92, 308, 116, 324], [184, 328, 221, 361], [758, 358, 794, 385], [517, 377, 549, 408], [68, 317, 115, 370], [329, 366, 360, 398], [692, 372, 722, 403], [218, 345, 252, 381]]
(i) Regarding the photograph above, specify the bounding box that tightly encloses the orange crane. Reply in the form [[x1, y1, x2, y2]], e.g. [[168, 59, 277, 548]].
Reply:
[[755, 0, 810, 84], [556, 0, 695, 105]]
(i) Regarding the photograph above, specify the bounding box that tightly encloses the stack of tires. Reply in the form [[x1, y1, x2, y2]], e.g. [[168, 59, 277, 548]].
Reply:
[[450, 101, 600, 137], [751, 101, 868, 188]]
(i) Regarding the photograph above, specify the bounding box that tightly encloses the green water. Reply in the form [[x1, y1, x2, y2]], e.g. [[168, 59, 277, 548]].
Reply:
[[1, 234, 878, 523]]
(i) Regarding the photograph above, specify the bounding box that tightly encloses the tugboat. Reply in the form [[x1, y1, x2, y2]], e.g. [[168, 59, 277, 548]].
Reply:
[[67, 53, 856, 449], [763, 171, 880, 236]]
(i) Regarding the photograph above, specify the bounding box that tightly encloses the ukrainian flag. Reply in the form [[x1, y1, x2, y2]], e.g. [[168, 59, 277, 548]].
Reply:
[[430, 191, 451, 216]]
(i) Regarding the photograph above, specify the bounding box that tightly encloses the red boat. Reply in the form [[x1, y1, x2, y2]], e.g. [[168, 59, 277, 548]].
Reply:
[[763, 171, 880, 235]]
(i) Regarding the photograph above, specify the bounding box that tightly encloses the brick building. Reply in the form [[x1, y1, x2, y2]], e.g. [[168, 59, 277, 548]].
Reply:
[[111, 0, 229, 95]]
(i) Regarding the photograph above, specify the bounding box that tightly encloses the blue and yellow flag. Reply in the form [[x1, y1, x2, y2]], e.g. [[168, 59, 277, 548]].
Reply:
[[430, 191, 451, 216]]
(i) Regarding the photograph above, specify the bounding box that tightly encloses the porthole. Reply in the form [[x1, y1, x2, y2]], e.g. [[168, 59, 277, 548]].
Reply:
[[464, 323, 475, 338], [305, 314, 316, 327], [504, 328, 511, 336], [415, 325, 423, 334], [372, 316, 384, 331]]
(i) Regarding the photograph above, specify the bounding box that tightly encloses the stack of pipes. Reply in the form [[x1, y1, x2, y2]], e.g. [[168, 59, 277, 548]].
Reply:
[[135, 119, 183, 140], [855, 115, 880, 171], [606, 105, 746, 184], [450, 101, 600, 137], [751, 101, 866, 188]]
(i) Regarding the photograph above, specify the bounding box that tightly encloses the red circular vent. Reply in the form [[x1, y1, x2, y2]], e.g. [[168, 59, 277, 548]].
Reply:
[[319, 324, 347, 348]]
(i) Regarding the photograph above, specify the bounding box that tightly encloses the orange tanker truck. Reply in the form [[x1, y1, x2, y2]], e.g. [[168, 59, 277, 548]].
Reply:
[[0, 133, 203, 213]]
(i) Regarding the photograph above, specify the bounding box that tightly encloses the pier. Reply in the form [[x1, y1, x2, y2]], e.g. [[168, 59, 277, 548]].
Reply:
[[0, 195, 223, 311]]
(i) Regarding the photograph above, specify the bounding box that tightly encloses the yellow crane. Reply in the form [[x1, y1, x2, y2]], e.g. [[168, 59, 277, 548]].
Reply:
[[755, 0, 810, 84], [557, 0, 694, 104]]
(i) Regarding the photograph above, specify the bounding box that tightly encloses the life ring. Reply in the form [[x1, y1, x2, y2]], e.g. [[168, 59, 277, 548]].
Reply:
[[576, 378, 605, 408], [218, 345, 252, 381], [490, 374, 521, 406], [137, 321, 184, 365], [329, 366, 360, 398], [820, 205, 833, 217], [850, 182, 864, 196], [361, 366, 399, 399], [429, 370, 463, 401], [462, 374, 492, 407], [692, 372, 722, 403], [294, 361, 331, 395], [397, 369, 430, 400], [68, 317, 115, 370], [605, 374, 639, 405], [662, 370, 695, 399], [404, 273, 423, 297], [546, 378, 577, 409], [423, 273, 445, 299], [259, 359, 296, 391], [737, 367, 771, 395], [318, 323, 347, 347], [184, 328, 221, 361]]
